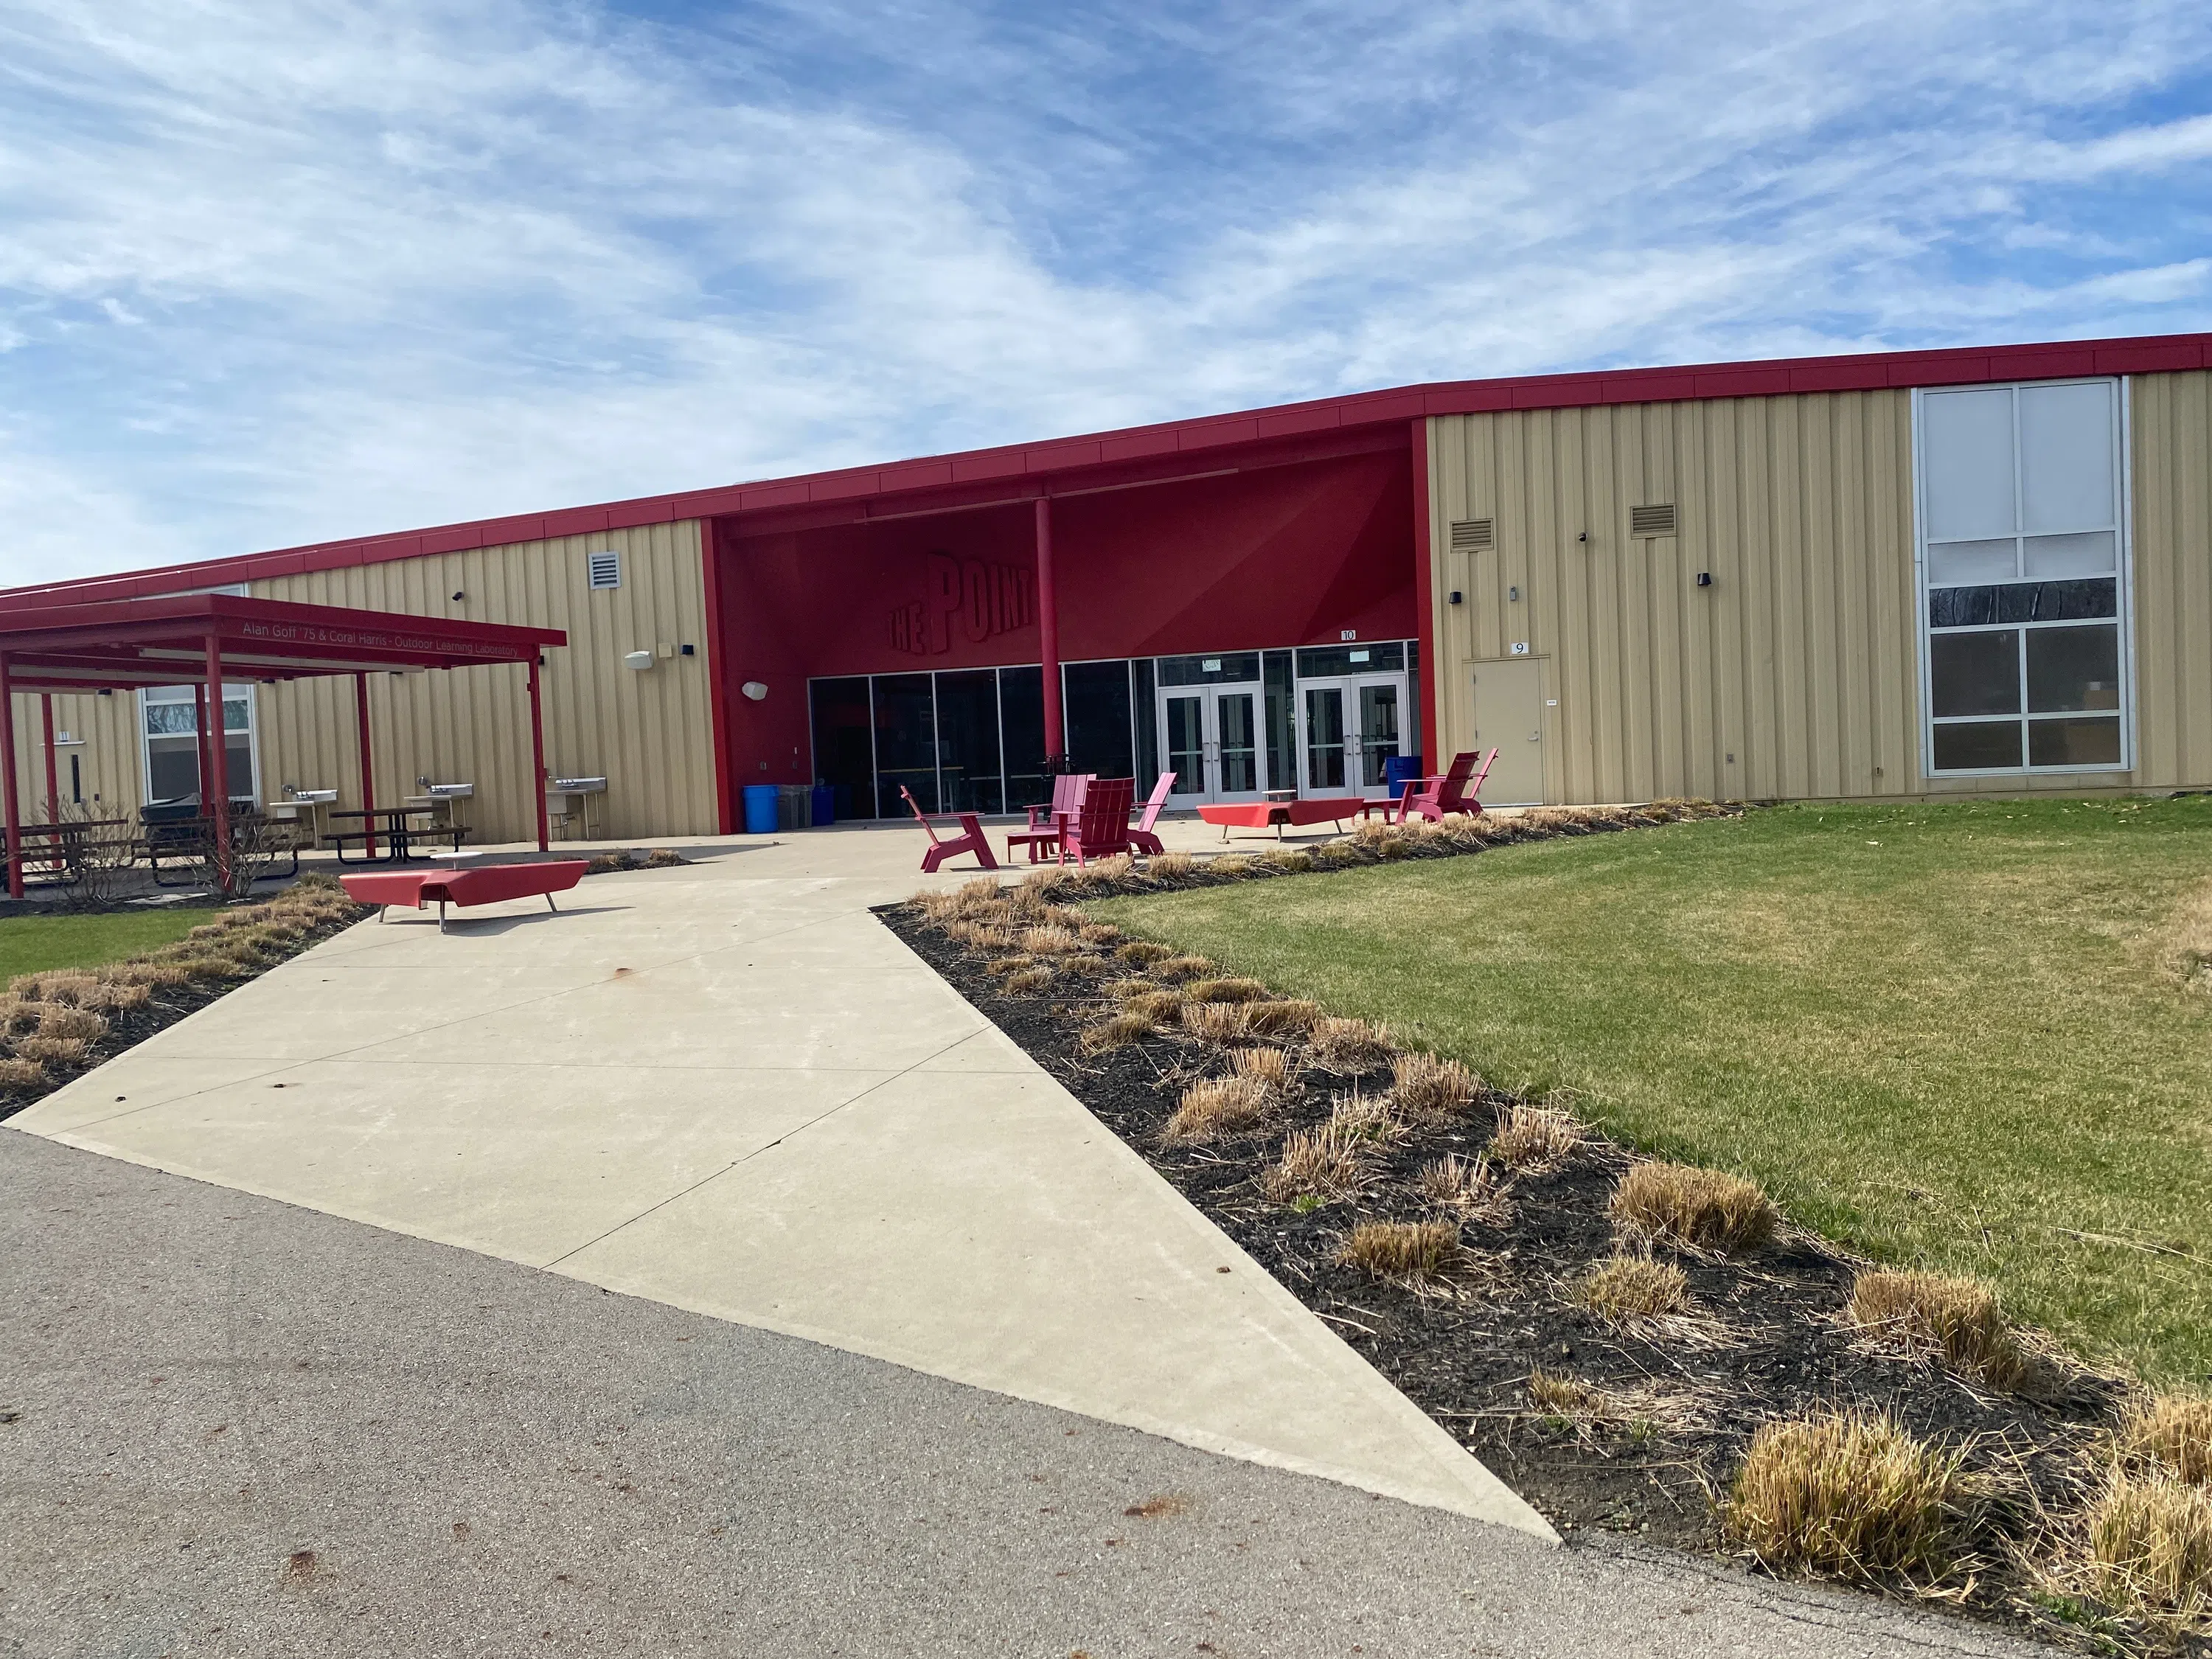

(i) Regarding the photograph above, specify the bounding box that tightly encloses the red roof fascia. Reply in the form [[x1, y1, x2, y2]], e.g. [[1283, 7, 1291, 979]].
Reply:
[[6, 330, 2207, 606]]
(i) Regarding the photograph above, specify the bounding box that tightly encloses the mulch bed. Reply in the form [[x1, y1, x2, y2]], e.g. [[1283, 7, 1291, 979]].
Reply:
[[883, 898, 2145, 1648]]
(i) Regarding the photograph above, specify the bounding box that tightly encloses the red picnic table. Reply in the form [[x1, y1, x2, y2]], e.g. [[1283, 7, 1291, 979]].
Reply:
[[1194, 797, 1367, 841]]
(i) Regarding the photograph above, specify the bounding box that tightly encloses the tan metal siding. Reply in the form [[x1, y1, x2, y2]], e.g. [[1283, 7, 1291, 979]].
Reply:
[[7, 690, 144, 827], [245, 520, 717, 844], [1427, 378, 2212, 802]]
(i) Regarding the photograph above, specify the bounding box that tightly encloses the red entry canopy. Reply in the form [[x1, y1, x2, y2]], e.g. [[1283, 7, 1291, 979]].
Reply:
[[0, 592, 568, 897]]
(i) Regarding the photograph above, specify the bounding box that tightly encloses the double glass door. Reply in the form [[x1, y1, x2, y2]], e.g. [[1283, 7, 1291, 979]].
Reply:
[[1301, 675, 1403, 799], [1160, 684, 1262, 804]]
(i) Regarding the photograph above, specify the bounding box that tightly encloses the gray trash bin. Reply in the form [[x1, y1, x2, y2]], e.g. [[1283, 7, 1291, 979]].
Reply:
[[776, 785, 811, 831]]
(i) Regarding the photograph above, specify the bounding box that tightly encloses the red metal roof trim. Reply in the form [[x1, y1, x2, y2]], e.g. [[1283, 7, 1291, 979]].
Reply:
[[6, 332, 2205, 607]]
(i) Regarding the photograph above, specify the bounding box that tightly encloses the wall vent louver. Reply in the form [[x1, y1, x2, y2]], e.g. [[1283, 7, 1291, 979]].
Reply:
[[1449, 518, 1495, 552], [586, 549, 622, 590], [1630, 504, 1678, 539]]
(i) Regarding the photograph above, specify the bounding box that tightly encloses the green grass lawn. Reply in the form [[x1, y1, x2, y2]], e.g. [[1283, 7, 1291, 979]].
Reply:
[[0, 908, 209, 985], [1092, 797, 2212, 1383]]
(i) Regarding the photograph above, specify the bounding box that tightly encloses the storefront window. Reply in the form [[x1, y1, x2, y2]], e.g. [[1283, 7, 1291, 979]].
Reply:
[[1262, 650, 1295, 793], [933, 670, 1004, 815], [809, 678, 872, 823], [1000, 666, 1048, 810], [142, 684, 255, 804], [1063, 660, 1134, 781], [871, 674, 936, 818]]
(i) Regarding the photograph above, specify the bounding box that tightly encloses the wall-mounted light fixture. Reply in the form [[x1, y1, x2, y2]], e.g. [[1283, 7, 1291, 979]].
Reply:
[[680, 644, 696, 657], [624, 650, 655, 671], [740, 681, 768, 702], [1447, 591, 1464, 605], [1577, 531, 1589, 543], [451, 591, 465, 602], [1695, 571, 1714, 588], [1508, 585, 1521, 602]]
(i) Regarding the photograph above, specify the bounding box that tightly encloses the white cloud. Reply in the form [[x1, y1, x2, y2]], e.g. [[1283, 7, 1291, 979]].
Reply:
[[0, 0, 2208, 585]]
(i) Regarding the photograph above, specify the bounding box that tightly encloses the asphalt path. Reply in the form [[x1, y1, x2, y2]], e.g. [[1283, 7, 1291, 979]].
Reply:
[[1, 1129, 2035, 1658]]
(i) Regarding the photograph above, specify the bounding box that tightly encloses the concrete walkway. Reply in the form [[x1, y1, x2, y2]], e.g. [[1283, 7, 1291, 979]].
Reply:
[[11, 820, 1541, 1537]]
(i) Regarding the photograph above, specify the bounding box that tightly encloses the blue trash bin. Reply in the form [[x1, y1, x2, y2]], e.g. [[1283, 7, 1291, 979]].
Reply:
[[742, 782, 779, 835], [810, 785, 835, 827], [1384, 754, 1425, 800]]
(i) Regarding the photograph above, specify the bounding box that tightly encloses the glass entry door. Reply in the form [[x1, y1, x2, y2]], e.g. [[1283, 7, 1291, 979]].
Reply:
[[1159, 685, 1264, 804], [1300, 675, 1404, 799]]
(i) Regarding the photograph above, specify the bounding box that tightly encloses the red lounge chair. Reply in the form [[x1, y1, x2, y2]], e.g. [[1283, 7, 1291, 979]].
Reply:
[[1004, 773, 1094, 864], [1385, 749, 1498, 824], [1128, 772, 1177, 855], [900, 786, 999, 874], [1057, 776, 1136, 866], [341, 860, 588, 931]]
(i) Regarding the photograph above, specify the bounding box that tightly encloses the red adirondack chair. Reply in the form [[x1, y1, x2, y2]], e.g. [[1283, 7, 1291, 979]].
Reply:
[[900, 786, 999, 874], [1004, 773, 1094, 864], [1390, 749, 1498, 824], [1057, 776, 1136, 866], [1128, 771, 1177, 855]]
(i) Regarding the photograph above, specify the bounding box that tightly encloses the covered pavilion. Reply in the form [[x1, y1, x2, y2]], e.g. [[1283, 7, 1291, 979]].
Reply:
[[0, 592, 567, 898]]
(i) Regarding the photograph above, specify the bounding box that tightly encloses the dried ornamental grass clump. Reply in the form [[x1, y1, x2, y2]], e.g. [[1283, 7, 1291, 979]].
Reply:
[[1236, 1000, 1321, 1039], [1307, 1016, 1392, 1071], [984, 954, 1039, 978], [1340, 1220, 1461, 1281], [1417, 1154, 1509, 1225], [1489, 1102, 1581, 1171], [1611, 1161, 1777, 1253], [1575, 1253, 1691, 1323], [1019, 925, 1082, 956], [1162, 1077, 1275, 1144], [36, 1005, 107, 1042], [0, 998, 37, 1034], [1391, 1052, 1478, 1121], [1003, 966, 1053, 995], [1722, 1412, 1968, 1585], [1844, 1270, 2027, 1389], [2083, 1470, 2212, 1623], [1255, 847, 1314, 874], [1144, 852, 1197, 880], [1227, 1046, 1290, 1088], [0, 1056, 48, 1088], [1123, 991, 1186, 1025], [14, 1035, 91, 1066], [1150, 956, 1216, 983], [1183, 977, 1267, 1004], [1078, 1012, 1156, 1054], [1528, 1369, 1613, 1419], [1261, 1122, 1370, 1206], [2119, 1394, 2212, 1486], [1114, 940, 1173, 967]]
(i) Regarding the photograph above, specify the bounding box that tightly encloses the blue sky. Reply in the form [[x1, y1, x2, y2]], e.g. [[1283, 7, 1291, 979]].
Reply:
[[3, 1, 2211, 583]]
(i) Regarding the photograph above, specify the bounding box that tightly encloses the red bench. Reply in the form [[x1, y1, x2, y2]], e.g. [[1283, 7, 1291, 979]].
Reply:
[[1194, 798, 1366, 841], [341, 860, 588, 931]]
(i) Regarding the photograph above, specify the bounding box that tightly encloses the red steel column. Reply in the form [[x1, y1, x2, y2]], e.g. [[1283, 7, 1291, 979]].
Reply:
[[698, 520, 736, 834], [1, 655, 21, 900], [1408, 417, 1441, 773], [528, 655, 549, 852], [1034, 495, 1063, 767], [192, 682, 213, 819], [204, 635, 231, 887], [354, 672, 378, 860], [40, 695, 58, 821]]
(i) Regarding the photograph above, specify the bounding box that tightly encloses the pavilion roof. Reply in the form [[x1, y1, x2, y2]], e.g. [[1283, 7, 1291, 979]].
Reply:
[[0, 592, 564, 692]]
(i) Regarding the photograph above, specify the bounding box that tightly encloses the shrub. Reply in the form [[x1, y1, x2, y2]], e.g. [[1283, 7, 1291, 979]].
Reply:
[[1392, 1052, 1478, 1120], [2084, 1470, 2212, 1621], [1079, 1012, 1156, 1054], [1340, 1220, 1461, 1281], [1611, 1161, 1776, 1252], [1417, 1154, 1508, 1224], [1307, 1016, 1391, 1071], [1183, 977, 1267, 1004], [1003, 967, 1052, 995], [1162, 1077, 1275, 1144], [1722, 1413, 1967, 1583], [1576, 1253, 1691, 1323], [0, 1055, 46, 1089], [1844, 1270, 2026, 1389], [1115, 940, 1172, 967], [1150, 956, 1216, 982], [13, 1034, 91, 1066], [1489, 1102, 1580, 1171], [2119, 1394, 2212, 1486], [37, 1005, 107, 1043], [1261, 1122, 1369, 1204], [1228, 1047, 1290, 1088]]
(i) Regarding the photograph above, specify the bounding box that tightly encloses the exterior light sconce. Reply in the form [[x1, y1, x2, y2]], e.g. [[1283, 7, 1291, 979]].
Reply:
[[451, 591, 465, 602], [740, 681, 768, 702], [1577, 531, 1589, 544], [1696, 571, 1714, 588], [1448, 591, 1464, 605], [1508, 585, 1520, 602], [624, 650, 655, 671], [680, 644, 695, 656]]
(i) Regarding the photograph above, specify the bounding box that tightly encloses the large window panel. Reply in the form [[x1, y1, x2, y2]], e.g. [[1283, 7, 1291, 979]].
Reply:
[[809, 678, 873, 821], [1930, 631, 2020, 717], [871, 673, 937, 818], [1063, 660, 1134, 780], [1918, 378, 2129, 774], [934, 670, 1004, 815], [1000, 666, 1048, 810]]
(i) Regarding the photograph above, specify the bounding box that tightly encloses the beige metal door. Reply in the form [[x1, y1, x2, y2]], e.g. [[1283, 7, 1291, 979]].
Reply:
[[1470, 658, 1545, 804]]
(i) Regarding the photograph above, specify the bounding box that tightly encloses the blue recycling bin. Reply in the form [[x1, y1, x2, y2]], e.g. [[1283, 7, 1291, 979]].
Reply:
[[742, 782, 779, 835], [1384, 754, 1425, 799], [810, 785, 835, 827]]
